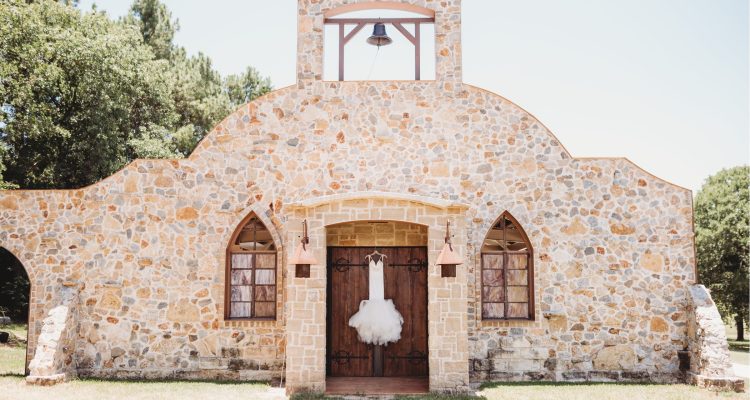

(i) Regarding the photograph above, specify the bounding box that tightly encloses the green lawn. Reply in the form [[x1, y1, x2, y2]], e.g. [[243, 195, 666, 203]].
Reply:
[[725, 321, 749, 352], [0, 377, 279, 400], [292, 384, 748, 400], [3, 323, 27, 340], [0, 347, 25, 376], [0, 322, 27, 376]]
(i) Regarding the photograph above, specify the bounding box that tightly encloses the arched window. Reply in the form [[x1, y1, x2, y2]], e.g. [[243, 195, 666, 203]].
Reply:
[[480, 212, 534, 320], [225, 213, 277, 320]]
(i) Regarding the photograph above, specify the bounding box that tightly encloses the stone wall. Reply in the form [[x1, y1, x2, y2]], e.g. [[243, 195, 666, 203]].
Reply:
[[26, 284, 79, 385], [686, 285, 744, 392], [0, 0, 696, 393], [326, 220, 427, 246]]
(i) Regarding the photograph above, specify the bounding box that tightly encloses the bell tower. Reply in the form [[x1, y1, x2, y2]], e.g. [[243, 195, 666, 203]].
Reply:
[[296, 0, 462, 84]]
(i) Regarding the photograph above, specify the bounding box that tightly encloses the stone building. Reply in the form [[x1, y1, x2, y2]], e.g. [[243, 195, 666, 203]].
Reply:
[[0, 0, 742, 394]]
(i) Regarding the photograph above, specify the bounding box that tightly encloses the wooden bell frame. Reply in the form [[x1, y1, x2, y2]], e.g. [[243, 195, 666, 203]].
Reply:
[[325, 10, 435, 81]]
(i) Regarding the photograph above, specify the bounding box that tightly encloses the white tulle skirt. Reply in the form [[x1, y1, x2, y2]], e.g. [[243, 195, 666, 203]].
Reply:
[[348, 299, 404, 345]]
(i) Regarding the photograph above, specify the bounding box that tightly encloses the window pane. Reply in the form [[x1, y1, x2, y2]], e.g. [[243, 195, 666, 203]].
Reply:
[[482, 286, 504, 302], [231, 270, 253, 285], [255, 254, 275, 269], [254, 302, 275, 318], [482, 269, 504, 286], [507, 303, 529, 318], [507, 286, 528, 302], [507, 270, 528, 285], [507, 254, 528, 270], [231, 286, 252, 301], [230, 302, 251, 318], [255, 285, 275, 301], [482, 303, 504, 319], [255, 269, 275, 285], [235, 216, 276, 250], [232, 253, 252, 269], [483, 254, 503, 269]]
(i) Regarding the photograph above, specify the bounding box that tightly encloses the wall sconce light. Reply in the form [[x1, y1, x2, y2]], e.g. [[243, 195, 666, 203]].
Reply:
[[436, 221, 462, 278], [289, 219, 317, 278]]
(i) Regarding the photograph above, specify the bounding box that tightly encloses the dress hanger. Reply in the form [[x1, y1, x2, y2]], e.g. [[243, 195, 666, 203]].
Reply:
[[365, 248, 387, 263]]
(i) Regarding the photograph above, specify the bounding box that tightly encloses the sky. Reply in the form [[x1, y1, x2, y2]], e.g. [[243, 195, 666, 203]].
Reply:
[[78, 0, 749, 193]]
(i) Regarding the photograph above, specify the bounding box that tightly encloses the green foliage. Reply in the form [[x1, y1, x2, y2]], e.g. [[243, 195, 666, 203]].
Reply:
[[124, 0, 177, 60], [167, 50, 233, 155], [225, 66, 273, 108], [0, 0, 176, 188], [0, 248, 29, 322], [695, 165, 750, 338], [0, 145, 18, 190], [0, 0, 272, 189]]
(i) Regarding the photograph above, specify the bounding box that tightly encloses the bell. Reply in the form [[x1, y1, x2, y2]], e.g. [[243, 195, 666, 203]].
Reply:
[[367, 22, 393, 47]]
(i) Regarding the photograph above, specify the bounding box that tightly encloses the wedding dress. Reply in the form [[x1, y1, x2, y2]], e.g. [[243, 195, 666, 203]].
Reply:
[[348, 258, 404, 345]]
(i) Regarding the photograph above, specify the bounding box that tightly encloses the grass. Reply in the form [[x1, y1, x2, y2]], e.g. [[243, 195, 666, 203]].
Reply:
[[0, 376, 277, 400], [725, 321, 749, 352], [289, 382, 749, 400], [2, 323, 27, 341], [0, 347, 25, 376], [0, 322, 27, 376], [474, 382, 747, 400], [728, 340, 749, 352]]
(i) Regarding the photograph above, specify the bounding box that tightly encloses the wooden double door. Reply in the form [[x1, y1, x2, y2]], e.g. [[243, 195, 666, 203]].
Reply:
[[326, 246, 428, 377]]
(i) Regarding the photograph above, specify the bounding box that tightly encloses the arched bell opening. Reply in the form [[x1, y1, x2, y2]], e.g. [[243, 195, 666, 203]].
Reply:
[[0, 247, 31, 376], [323, 5, 436, 81]]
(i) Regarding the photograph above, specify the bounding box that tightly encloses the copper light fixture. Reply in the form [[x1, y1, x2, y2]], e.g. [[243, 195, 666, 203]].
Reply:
[[289, 219, 317, 278], [436, 221, 462, 277]]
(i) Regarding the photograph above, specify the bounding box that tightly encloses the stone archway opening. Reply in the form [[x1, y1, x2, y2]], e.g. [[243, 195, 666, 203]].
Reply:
[[325, 220, 430, 394], [0, 247, 31, 376], [284, 195, 470, 394]]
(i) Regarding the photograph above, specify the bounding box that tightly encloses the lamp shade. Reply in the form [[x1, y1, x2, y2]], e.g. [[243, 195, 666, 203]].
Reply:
[[436, 242, 463, 266], [289, 243, 318, 265]]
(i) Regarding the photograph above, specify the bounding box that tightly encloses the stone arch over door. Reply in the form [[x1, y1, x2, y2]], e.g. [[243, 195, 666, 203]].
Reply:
[[283, 194, 470, 394]]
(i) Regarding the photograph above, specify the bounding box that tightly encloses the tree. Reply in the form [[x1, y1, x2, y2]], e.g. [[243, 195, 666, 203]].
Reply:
[[124, 0, 177, 60], [225, 66, 273, 108], [0, 0, 178, 188], [124, 0, 262, 156], [695, 165, 750, 341], [0, 0, 273, 189], [0, 145, 18, 190]]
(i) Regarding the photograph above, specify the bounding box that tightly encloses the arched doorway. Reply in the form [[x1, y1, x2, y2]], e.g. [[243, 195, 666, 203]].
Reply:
[[325, 221, 429, 385], [0, 247, 30, 376]]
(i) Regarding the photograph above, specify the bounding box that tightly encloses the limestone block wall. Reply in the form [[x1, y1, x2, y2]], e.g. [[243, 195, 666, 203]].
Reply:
[[467, 158, 695, 383], [26, 284, 79, 385], [326, 220, 428, 246], [686, 285, 744, 392], [0, 75, 695, 392]]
